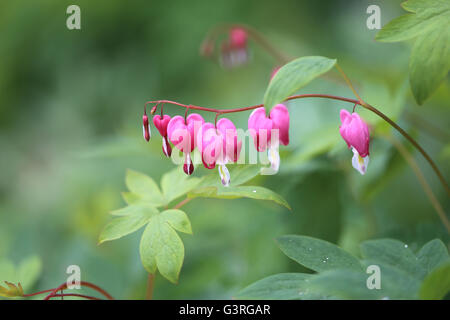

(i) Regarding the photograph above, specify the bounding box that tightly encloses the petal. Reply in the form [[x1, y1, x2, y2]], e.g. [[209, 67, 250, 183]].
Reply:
[[218, 164, 230, 187], [268, 146, 280, 173], [248, 107, 272, 152], [351, 148, 369, 175], [270, 104, 290, 146]]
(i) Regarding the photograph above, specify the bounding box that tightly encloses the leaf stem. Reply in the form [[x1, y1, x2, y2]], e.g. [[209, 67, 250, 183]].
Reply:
[[146, 273, 155, 300], [173, 197, 192, 209]]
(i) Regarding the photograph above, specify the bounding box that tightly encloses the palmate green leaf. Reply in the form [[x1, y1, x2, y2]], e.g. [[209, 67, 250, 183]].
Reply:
[[125, 169, 165, 206], [139, 209, 192, 284], [235, 273, 322, 300], [419, 262, 450, 300], [360, 239, 426, 279], [277, 235, 362, 273], [375, 0, 450, 104], [99, 205, 158, 244], [263, 56, 336, 113]]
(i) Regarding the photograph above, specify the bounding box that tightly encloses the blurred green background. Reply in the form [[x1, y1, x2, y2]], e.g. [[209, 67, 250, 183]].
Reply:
[[0, 0, 448, 299]]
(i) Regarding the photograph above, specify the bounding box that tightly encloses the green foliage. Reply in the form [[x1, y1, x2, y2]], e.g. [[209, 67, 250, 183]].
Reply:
[[237, 236, 450, 300], [263, 56, 337, 113], [188, 165, 291, 209], [376, 0, 450, 104], [235, 273, 319, 300], [419, 262, 450, 299], [277, 235, 362, 273], [100, 166, 290, 283], [140, 209, 192, 284]]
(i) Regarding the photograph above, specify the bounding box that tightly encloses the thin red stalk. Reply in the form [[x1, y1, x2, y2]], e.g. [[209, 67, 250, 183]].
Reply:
[[43, 281, 114, 300], [49, 293, 101, 300]]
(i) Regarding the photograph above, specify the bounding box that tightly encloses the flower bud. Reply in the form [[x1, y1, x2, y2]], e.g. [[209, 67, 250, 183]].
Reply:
[[142, 114, 151, 142]]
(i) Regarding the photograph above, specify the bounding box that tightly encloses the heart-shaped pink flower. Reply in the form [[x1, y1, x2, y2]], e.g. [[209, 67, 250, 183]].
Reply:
[[197, 118, 242, 169], [153, 114, 171, 138], [167, 113, 204, 175], [248, 104, 289, 152], [339, 109, 370, 175], [339, 110, 370, 158], [229, 28, 247, 48], [197, 118, 242, 186], [167, 114, 204, 153]]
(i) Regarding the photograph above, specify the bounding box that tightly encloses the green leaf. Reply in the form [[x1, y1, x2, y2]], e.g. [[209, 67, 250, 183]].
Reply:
[[99, 205, 157, 244], [307, 270, 381, 300], [139, 209, 192, 283], [235, 273, 320, 300], [0, 256, 42, 296], [189, 185, 290, 210], [361, 260, 422, 299], [125, 169, 165, 206], [360, 239, 426, 279], [160, 209, 193, 234], [263, 56, 337, 113], [417, 239, 450, 273], [419, 262, 450, 300], [277, 235, 362, 273], [375, 0, 450, 104], [409, 28, 450, 104], [16, 256, 42, 292], [160, 167, 201, 204]]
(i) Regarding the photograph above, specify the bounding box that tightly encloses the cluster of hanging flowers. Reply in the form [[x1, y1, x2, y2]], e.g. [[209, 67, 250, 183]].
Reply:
[[143, 100, 371, 185], [144, 28, 372, 185], [143, 104, 371, 184]]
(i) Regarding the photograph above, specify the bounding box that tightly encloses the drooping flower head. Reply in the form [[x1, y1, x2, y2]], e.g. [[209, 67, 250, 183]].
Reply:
[[197, 118, 242, 186], [248, 104, 289, 173], [339, 109, 370, 175], [153, 114, 172, 157], [220, 28, 249, 68], [142, 113, 151, 142], [167, 113, 205, 175]]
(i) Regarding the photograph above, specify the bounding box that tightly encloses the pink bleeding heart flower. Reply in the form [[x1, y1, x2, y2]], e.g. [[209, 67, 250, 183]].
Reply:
[[197, 118, 241, 186], [167, 113, 204, 175], [153, 114, 172, 157], [220, 28, 249, 68], [339, 109, 370, 175], [248, 104, 289, 173], [230, 28, 247, 48], [142, 113, 151, 142]]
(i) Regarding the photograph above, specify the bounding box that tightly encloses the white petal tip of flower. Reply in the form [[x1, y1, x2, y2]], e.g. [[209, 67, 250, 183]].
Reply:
[[352, 148, 369, 175], [268, 146, 280, 174], [218, 164, 230, 187]]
